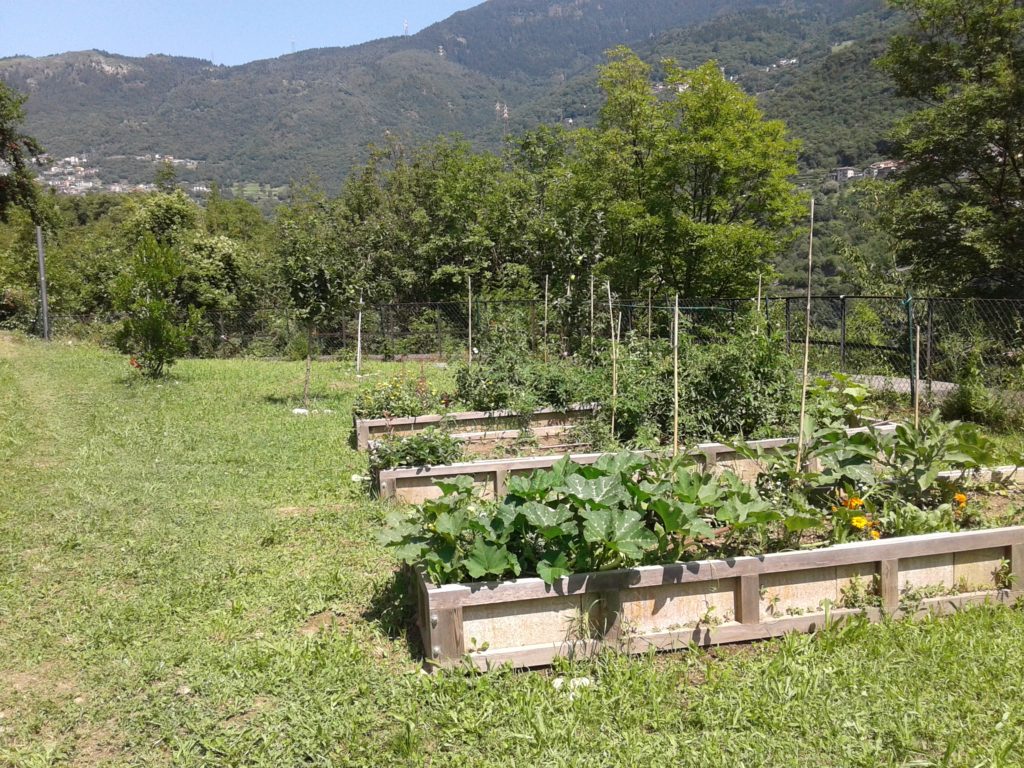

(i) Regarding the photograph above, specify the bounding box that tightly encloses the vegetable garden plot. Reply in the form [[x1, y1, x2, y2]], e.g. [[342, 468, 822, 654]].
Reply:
[[416, 520, 1024, 670], [374, 422, 898, 502], [353, 404, 598, 452]]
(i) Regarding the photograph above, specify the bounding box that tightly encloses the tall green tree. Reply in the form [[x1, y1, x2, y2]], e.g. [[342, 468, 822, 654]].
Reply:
[[0, 82, 44, 222], [558, 48, 803, 297], [879, 0, 1024, 294]]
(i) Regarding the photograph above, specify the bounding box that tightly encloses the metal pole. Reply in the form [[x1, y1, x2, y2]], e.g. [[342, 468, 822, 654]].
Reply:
[[785, 297, 792, 355], [36, 226, 50, 341], [906, 293, 917, 409], [355, 291, 363, 374], [914, 324, 921, 429], [926, 298, 934, 402], [839, 295, 847, 373], [468, 277, 473, 364]]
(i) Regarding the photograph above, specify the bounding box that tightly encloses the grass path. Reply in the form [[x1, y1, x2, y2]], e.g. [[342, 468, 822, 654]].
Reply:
[[2, 335, 1024, 766]]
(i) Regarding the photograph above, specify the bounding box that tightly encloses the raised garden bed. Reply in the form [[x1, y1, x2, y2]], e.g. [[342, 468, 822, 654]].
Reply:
[[354, 404, 598, 452], [375, 422, 899, 502], [417, 502, 1024, 670]]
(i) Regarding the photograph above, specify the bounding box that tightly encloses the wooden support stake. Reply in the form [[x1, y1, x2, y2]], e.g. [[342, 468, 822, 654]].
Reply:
[[607, 282, 617, 436], [544, 274, 550, 364], [795, 197, 815, 472], [736, 574, 760, 625], [1009, 543, 1024, 589], [673, 293, 680, 458], [600, 591, 623, 646], [427, 606, 464, 668], [879, 559, 899, 613], [590, 274, 595, 354]]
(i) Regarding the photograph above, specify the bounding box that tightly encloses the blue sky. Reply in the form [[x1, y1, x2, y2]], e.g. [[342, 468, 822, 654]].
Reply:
[[0, 1, 482, 65]]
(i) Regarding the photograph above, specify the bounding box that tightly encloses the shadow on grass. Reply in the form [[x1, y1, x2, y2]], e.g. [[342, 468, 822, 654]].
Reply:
[[363, 567, 423, 660]]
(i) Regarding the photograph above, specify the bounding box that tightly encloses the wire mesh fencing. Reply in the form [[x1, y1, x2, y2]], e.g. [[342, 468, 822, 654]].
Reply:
[[37, 294, 1024, 408]]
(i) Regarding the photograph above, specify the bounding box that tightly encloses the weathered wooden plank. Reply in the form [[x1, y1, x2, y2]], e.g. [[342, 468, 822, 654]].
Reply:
[[1009, 543, 1024, 590], [599, 590, 623, 645], [421, 527, 1024, 609], [735, 574, 760, 625], [424, 606, 464, 668], [879, 559, 899, 612], [453, 591, 1022, 670]]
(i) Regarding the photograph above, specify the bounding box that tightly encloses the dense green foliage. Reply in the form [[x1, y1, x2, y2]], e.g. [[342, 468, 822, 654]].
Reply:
[[880, 0, 1024, 295], [0, 81, 45, 222], [384, 414, 1000, 586]]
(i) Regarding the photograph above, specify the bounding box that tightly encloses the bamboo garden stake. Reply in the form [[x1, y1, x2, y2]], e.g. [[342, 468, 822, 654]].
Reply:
[[544, 274, 550, 364], [673, 293, 680, 457], [355, 290, 363, 374], [795, 198, 815, 472], [607, 282, 617, 436]]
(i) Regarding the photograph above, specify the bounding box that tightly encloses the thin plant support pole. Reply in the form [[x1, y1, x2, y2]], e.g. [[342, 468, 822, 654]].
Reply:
[[795, 197, 815, 472], [756, 273, 762, 316], [647, 287, 652, 340], [468, 276, 473, 365], [303, 325, 313, 410], [673, 293, 680, 458], [544, 274, 550, 364], [607, 282, 617, 437], [35, 226, 50, 341], [590, 274, 595, 354], [914, 324, 921, 429], [355, 291, 364, 374]]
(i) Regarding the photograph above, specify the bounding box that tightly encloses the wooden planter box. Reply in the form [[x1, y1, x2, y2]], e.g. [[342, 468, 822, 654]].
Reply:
[[376, 422, 899, 503], [416, 518, 1024, 671], [354, 404, 598, 452]]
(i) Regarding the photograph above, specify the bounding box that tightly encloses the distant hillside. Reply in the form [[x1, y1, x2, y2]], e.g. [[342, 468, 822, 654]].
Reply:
[[0, 0, 910, 189]]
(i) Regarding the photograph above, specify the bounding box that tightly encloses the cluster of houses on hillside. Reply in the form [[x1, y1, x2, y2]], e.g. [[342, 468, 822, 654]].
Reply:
[[830, 159, 903, 184], [39, 154, 209, 196]]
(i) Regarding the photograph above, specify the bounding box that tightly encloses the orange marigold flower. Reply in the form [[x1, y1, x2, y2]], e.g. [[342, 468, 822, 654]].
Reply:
[[870, 529, 881, 540], [845, 497, 865, 510], [954, 492, 967, 507], [850, 516, 869, 530]]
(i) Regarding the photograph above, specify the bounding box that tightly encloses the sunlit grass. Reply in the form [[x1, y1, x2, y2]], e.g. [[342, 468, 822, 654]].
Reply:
[[1, 334, 1023, 766]]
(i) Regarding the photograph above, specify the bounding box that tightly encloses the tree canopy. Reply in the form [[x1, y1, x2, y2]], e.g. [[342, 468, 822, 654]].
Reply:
[[0, 81, 45, 222], [879, 0, 1024, 295]]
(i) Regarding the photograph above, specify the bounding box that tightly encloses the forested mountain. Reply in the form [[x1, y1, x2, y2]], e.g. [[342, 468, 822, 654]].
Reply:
[[0, 0, 908, 189]]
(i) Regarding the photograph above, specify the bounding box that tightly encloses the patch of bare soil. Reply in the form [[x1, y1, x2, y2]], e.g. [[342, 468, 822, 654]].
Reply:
[[298, 610, 351, 637]]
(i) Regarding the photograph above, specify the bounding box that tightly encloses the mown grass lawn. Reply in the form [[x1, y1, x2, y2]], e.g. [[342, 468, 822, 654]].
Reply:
[[2, 333, 1024, 767]]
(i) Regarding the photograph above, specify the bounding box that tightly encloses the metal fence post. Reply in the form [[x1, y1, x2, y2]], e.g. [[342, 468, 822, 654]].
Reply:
[[926, 298, 934, 401], [839, 295, 847, 373], [905, 293, 917, 407], [785, 297, 792, 355]]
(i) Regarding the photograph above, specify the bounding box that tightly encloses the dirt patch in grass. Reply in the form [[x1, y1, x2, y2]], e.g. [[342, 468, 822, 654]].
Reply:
[[299, 610, 352, 637], [3, 661, 79, 701], [274, 504, 345, 518]]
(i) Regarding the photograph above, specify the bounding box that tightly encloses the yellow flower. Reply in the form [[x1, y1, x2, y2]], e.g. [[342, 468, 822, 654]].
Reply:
[[870, 529, 881, 540], [954, 492, 967, 507], [845, 497, 865, 510], [851, 516, 869, 530]]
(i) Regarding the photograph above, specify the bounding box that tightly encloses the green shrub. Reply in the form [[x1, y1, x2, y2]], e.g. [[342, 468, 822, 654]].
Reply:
[[112, 235, 197, 378], [353, 377, 447, 419], [369, 428, 463, 471]]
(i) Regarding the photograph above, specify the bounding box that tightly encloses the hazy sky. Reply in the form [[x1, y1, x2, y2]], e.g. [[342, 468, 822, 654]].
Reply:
[[0, 1, 483, 65]]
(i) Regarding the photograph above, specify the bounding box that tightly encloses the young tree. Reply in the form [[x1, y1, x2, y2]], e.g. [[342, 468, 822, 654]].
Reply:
[[113, 235, 196, 378], [277, 189, 353, 406], [0, 82, 45, 223], [879, 0, 1024, 295]]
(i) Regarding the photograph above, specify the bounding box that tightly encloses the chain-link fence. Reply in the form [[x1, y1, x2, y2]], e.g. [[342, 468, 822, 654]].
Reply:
[[36, 295, 1024, 407]]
